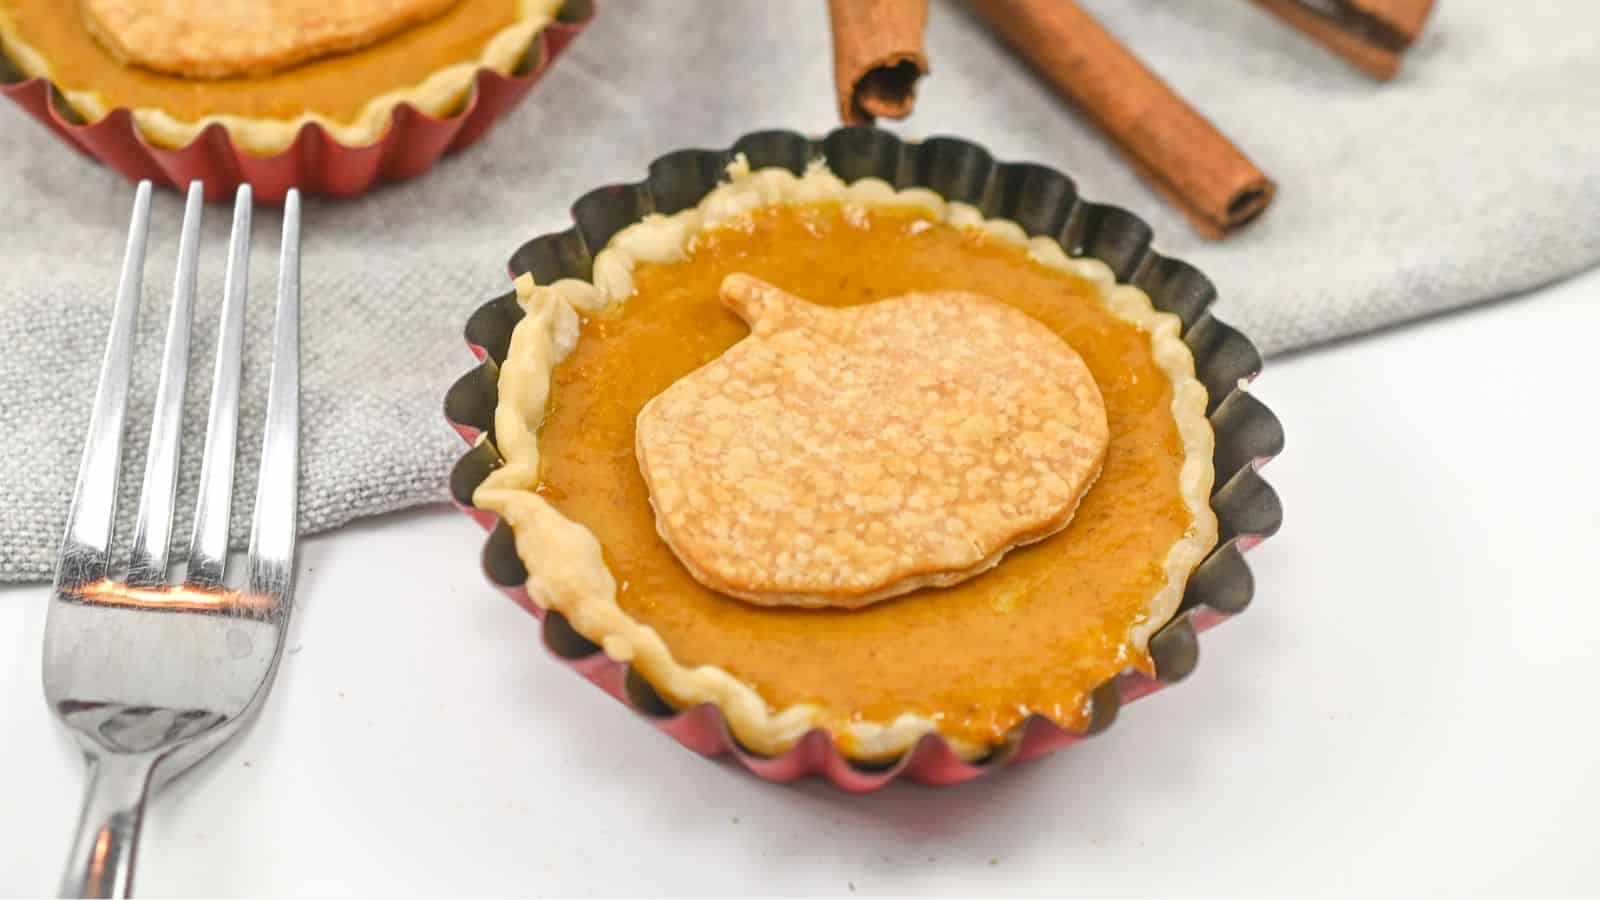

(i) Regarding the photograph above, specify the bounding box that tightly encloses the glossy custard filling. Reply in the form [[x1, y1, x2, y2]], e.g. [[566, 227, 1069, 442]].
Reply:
[[0, 0, 517, 122], [536, 203, 1194, 748]]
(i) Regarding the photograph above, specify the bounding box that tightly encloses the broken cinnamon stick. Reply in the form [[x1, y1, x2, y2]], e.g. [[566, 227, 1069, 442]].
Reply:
[[1250, 0, 1436, 81], [968, 0, 1274, 238], [828, 0, 930, 125]]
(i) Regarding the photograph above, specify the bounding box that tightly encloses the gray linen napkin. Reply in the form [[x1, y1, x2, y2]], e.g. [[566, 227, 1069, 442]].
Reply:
[[2, 0, 1597, 581]]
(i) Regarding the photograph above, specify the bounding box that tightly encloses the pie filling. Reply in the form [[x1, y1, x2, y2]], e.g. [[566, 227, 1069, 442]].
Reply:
[[0, 0, 519, 122], [533, 202, 1200, 751]]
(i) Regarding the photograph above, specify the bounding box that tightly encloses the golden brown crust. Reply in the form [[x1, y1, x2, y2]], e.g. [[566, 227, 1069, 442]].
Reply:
[[82, 0, 462, 78], [474, 158, 1218, 761], [635, 273, 1108, 609]]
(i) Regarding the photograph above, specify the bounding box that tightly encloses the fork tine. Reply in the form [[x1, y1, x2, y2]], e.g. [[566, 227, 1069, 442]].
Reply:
[[126, 182, 204, 587], [55, 181, 152, 586], [186, 185, 252, 588], [246, 189, 301, 598]]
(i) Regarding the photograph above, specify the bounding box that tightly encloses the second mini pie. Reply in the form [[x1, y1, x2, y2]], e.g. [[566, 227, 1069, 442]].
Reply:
[[475, 158, 1218, 763], [0, 0, 563, 153]]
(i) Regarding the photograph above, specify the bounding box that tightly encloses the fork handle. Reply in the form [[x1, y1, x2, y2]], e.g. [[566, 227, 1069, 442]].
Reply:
[[59, 752, 158, 898]]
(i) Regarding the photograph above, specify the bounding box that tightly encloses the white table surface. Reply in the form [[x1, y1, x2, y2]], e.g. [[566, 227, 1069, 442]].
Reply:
[[5, 266, 1600, 898]]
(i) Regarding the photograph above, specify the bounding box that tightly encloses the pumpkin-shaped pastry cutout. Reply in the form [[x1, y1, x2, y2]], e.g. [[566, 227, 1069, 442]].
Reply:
[[84, 0, 461, 78], [636, 274, 1110, 609]]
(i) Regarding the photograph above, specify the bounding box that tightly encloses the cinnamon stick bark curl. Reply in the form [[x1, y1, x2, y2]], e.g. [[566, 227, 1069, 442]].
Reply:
[[828, 0, 930, 125]]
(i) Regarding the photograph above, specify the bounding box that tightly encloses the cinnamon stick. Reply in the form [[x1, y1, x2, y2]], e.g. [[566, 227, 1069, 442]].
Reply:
[[828, 0, 930, 125], [1250, 0, 1436, 81], [968, 0, 1274, 238], [1346, 0, 1436, 48]]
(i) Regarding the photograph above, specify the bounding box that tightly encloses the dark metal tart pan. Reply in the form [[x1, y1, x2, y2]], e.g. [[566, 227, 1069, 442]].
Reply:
[[443, 126, 1284, 791]]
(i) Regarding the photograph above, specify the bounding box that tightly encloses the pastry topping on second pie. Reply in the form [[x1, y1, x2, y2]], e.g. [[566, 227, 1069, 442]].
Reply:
[[82, 0, 462, 78], [634, 273, 1110, 610]]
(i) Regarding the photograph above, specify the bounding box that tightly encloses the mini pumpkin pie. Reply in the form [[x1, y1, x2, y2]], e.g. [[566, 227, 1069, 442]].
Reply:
[[0, 0, 563, 153], [475, 158, 1218, 762]]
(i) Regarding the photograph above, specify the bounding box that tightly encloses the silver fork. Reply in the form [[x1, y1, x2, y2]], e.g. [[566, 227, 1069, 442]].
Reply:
[[43, 181, 301, 898]]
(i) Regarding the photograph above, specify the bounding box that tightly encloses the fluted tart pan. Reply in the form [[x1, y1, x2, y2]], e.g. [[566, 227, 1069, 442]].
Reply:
[[444, 126, 1285, 791]]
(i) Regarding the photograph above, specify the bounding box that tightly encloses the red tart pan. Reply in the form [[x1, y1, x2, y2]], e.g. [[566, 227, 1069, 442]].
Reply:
[[0, 0, 594, 204]]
